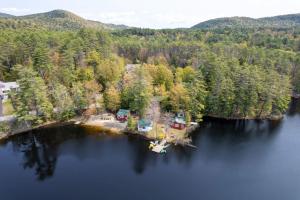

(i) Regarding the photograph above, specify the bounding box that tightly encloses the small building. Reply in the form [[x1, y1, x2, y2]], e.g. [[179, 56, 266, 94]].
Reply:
[[0, 89, 3, 116], [0, 82, 18, 116], [138, 119, 153, 132], [171, 113, 186, 130], [116, 109, 130, 122], [0, 81, 19, 100], [0, 85, 4, 99]]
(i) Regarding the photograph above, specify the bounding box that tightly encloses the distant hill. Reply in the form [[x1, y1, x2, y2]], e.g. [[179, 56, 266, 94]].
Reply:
[[192, 14, 300, 29], [0, 9, 129, 30], [1, 10, 299, 30], [0, 12, 14, 18]]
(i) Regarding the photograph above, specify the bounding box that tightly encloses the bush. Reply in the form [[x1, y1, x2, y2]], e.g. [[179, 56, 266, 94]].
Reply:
[[0, 122, 10, 133], [127, 115, 136, 131]]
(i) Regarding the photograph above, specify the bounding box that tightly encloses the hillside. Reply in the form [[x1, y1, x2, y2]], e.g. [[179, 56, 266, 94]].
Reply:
[[0, 12, 14, 18], [1, 10, 299, 30], [192, 13, 300, 29], [0, 9, 129, 30]]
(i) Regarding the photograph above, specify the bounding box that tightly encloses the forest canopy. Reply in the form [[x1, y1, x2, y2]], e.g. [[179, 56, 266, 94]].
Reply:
[[0, 21, 299, 124]]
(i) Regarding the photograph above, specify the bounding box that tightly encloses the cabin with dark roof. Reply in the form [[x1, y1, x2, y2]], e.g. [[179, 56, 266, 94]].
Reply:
[[116, 109, 130, 122]]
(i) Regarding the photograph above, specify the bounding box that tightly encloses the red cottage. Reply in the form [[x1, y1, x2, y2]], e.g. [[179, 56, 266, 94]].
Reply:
[[171, 114, 186, 130], [116, 109, 130, 122]]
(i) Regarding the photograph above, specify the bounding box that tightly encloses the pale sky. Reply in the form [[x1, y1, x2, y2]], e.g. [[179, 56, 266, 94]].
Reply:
[[0, 0, 299, 28]]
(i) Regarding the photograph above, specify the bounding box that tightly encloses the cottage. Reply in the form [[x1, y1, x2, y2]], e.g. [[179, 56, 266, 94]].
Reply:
[[138, 119, 153, 132], [0, 81, 19, 100], [0, 82, 18, 116], [171, 113, 186, 130], [0, 85, 4, 100], [116, 109, 130, 122], [0, 89, 3, 116]]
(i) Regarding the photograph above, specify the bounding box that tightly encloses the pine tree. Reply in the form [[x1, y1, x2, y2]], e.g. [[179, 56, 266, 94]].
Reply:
[[13, 65, 53, 124], [32, 44, 51, 79]]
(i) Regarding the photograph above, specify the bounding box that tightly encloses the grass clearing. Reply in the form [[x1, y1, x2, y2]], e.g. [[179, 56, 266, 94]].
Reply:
[[3, 100, 14, 115]]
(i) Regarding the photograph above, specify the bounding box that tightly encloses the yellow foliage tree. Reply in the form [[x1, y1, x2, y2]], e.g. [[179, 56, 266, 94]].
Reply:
[[104, 85, 121, 112], [169, 83, 191, 113]]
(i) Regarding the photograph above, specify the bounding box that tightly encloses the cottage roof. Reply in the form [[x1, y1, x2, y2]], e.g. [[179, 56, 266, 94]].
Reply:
[[0, 82, 5, 88], [0, 82, 19, 90], [138, 119, 152, 127], [173, 117, 186, 125], [117, 109, 130, 116], [176, 112, 185, 118]]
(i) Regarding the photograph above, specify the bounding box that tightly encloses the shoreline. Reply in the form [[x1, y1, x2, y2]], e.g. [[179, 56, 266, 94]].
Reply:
[[0, 116, 199, 146], [0, 120, 73, 141], [80, 118, 199, 146], [0, 106, 290, 142], [205, 114, 284, 121], [0, 113, 281, 142], [0, 111, 284, 142]]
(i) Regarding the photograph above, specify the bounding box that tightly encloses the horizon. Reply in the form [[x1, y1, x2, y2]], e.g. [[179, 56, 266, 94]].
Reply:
[[0, 0, 300, 28]]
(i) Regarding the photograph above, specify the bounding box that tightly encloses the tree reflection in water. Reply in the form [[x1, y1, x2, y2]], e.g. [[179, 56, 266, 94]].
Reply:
[[4, 98, 297, 180], [287, 98, 300, 116], [126, 134, 199, 175], [9, 125, 86, 181], [11, 132, 57, 180], [6, 118, 283, 179]]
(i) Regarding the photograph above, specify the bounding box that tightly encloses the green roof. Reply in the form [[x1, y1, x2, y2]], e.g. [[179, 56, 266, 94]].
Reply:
[[117, 109, 130, 116], [138, 119, 152, 127]]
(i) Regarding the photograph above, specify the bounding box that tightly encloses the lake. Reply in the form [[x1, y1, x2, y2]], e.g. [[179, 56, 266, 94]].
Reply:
[[0, 99, 300, 200]]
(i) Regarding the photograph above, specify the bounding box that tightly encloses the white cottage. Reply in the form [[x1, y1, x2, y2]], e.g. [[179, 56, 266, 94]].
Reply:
[[0, 81, 19, 100], [138, 119, 153, 133]]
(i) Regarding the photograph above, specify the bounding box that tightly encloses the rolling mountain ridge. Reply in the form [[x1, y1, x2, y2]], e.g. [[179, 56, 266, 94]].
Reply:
[[0, 9, 129, 30], [0, 9, 299, 30], [192, 13, 300, 29]]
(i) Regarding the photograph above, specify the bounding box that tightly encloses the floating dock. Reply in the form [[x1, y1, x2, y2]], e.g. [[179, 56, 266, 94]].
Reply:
[[150, 140, 169, 153]]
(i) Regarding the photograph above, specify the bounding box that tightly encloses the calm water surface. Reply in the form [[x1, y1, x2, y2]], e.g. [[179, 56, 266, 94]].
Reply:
[[1, 99, 300, 200]]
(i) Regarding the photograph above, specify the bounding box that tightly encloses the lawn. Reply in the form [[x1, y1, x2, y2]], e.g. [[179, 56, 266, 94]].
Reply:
[[3, 100, 14, 115], [146, 122, 187, 141]]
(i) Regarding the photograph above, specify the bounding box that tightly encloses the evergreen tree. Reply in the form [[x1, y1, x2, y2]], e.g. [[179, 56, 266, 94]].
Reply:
[[50, 83, 75, 120], [187, 71, 207, 122], [128, 66, 152, 117], [12, 65, 53, 124], [32, 44, 51, 79]]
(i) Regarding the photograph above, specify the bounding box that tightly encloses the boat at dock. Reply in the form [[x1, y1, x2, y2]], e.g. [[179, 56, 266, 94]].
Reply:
[[149, 140, 170, 153]]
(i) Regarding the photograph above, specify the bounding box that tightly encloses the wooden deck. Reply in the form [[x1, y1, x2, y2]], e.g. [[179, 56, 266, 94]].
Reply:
[[151, 140, 169, 153]]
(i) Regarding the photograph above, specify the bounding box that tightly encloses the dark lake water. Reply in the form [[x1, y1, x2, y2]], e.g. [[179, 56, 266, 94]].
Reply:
[[1, 99, 300, 200]]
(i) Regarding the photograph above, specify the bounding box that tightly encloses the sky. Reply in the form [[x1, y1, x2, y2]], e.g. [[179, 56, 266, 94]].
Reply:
[[0, 0, 299, 28]]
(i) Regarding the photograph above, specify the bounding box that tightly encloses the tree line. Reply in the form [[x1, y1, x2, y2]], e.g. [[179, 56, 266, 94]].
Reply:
[[0, 27, 299, 125]]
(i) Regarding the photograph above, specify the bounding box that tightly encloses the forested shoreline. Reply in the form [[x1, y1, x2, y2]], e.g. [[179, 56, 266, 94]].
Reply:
[[0, 25, 300, 126]]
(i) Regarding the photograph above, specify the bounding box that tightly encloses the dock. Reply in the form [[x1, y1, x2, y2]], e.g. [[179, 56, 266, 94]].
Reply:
[[150, 140, 169, 153]]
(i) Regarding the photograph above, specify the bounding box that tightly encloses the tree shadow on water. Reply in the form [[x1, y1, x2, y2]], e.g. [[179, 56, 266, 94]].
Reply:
[[9, 125, 86, 181], [126, 134, 197, 174], [287, 98, 300, 117], [126, 135, 155, 174]]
